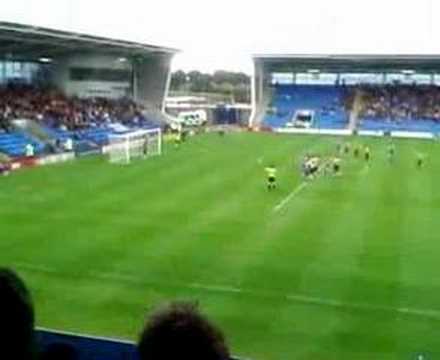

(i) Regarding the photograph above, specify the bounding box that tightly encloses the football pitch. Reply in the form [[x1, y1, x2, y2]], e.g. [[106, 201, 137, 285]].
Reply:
[[1, 132, 440, 360]]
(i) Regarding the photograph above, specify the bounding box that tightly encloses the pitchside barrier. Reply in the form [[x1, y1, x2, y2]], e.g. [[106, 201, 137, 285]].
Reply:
[[37, 328, 246, 360], [274, 127, 436, 140], [4, 152, 75, 174], [36, 152, 76, 166]]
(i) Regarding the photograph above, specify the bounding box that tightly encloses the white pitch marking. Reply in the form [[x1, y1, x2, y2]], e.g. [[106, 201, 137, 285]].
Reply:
[[273, 182, 308, 213], [14, 262, 55, 273], [190, 283, 242, 293], [12, 260, 440, 321], [285, 294, 440, 320]]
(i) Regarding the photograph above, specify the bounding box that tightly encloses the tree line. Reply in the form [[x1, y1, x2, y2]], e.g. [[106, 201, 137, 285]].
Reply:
[[170, 70, 251, 103]]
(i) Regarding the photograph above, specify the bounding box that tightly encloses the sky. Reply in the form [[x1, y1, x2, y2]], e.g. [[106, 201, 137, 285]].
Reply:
[[1, 0, 439, 73]]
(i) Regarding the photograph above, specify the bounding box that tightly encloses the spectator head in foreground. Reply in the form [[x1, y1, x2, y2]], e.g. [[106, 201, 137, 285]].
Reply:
[[0, 268, 35, 360], [138, 301, 230, 360]]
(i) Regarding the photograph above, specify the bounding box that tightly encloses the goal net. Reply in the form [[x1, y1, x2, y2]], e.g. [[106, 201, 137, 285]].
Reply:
[[107, 128, 162, 164]]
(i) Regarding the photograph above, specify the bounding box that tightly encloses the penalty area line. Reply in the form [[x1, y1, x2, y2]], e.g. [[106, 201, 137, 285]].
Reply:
[[273, 182, 308, 213], [12, 260, 440, 321], [285, 294, 440, 321]]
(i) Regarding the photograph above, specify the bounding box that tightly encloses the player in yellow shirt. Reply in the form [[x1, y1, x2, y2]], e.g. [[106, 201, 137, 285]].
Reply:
[[353, 144, 360, 158], [265, 165, 277, 191], [332, 157, 341, 176], [387, 142, 395, 164], [364, 146, 371, 163], [174, 132, 182, 148], [417, 154, 424, 169]]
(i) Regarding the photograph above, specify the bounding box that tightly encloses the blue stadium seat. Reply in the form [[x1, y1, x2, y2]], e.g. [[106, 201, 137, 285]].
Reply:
[[359, 116, 440, 133], [264, 85, 349, 129], [0, 132, 44, 157]]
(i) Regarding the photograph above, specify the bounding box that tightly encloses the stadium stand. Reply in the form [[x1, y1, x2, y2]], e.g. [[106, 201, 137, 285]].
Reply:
[[0, 131, 44, 157], [357, 84, 440, 132], [262, 83, 440, 133], [0, 22, 177, 158], [0, 85, 160, 156], [0, 85, 152, 129], [253, 55, 440, 134], [264, 85, 349, 129]]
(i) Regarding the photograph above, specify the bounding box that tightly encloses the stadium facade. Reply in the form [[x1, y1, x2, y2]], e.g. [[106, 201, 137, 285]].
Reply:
[[0, 22, 178, 111]]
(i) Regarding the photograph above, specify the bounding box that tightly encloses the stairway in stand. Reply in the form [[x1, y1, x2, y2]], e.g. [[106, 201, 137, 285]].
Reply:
[[348, 88, 365, 130]]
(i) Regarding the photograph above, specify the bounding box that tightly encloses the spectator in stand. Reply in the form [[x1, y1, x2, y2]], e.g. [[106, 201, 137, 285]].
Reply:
[[64, 137, 74, 152], [138, 301, 230, 360], [358, 83, 440, 122], [0, 268, 35, 360], [0, 84, 148, 132], [25, 143, 35, 158]]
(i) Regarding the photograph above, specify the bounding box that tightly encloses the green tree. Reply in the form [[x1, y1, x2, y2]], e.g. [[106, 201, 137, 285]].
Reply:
[[170, 70, 187, 91], [169, 69, 251, 103]]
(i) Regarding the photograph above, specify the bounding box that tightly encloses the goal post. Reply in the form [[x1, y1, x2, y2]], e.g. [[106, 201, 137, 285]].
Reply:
[[107, 128, 162, 164]]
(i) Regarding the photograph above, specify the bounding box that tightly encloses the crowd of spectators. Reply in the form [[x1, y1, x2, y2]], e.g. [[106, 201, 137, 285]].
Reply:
[[270, 83, 440, 124], [0, 267, 230, 360], [358, 84, 440, 121], [0, 85, 148, 132]]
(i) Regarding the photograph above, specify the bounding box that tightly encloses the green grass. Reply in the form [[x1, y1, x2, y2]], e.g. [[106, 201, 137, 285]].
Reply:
[[1, 132, 440, 360]]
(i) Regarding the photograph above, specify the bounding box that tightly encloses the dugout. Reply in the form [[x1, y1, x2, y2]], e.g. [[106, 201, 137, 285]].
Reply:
[[0, 21, 178, 112]]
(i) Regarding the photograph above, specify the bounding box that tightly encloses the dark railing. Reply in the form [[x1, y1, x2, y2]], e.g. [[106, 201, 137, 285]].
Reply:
[[37, 328, 245, 360], [37, 328, 137, 360]]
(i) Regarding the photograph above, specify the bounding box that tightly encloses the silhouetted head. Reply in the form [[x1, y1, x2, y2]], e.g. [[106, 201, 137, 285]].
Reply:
[[138, 302, 229, 360], [0, 268, 35, 360]]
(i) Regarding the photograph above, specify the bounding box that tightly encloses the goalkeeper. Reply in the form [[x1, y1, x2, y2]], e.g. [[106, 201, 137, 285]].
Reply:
[[143, 138, 148, 157]]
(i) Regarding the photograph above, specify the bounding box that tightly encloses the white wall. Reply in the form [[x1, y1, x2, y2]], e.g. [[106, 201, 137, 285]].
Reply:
[[51, 52, 174, 112], [133, 54, 173, 110], [52, 53, 132, 99], [66, 80, 130, 99]]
